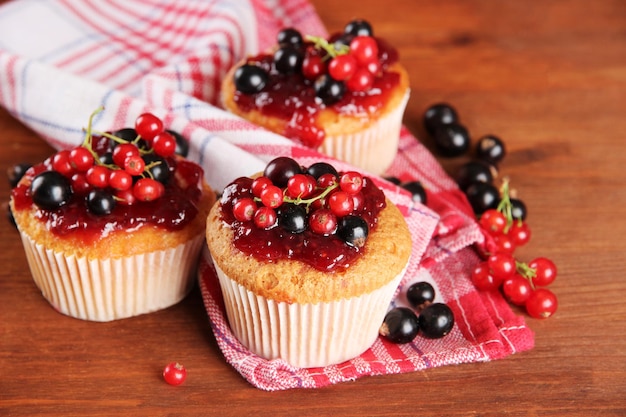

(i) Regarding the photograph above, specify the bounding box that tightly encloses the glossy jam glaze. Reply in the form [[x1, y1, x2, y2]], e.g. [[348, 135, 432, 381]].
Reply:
[[219, 175, 386, 272], [232, 36, 400, 148], [11, 139, 205, 243]]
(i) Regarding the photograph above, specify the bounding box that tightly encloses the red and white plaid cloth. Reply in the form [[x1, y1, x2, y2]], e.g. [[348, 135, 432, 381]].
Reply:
[[0, 0, 534, 391]]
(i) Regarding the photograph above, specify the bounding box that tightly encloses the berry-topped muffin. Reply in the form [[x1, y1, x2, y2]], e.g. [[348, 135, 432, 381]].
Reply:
[[206, 156, 412, 368], [10, 109, 215, 322], [221, 19, 410, 175]]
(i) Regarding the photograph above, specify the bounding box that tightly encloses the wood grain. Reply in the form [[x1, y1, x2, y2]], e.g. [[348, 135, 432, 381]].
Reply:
[[1, 1, 625, 416]]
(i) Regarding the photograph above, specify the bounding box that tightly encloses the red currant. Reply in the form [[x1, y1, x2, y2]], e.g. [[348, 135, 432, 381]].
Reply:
[[254, 206, 277, 229], [286, 174, 315, 199], [108, 169, 133, 191], [487, 253, 516, 281], [113, 143, 140, 167], [302, 51, 325, 80], [346, 67, 374, 92], [232, 197, 257, 222], [69, 147, 94, 172], [251, 176, 273, 197], [528, 257, 557, 287], [339, 171, 364, 195], [51, 150, 74, 176], [135, 112, 163, 141], [115, 188, 136, 205], [85, 165, 110, 188], [260, 185, 284, 208], [328, 191, 354, 217], [309, 208, 338, 235], [163, 362, 187, 386], [317, 173, 337, 188], [133, 178, 164, 201], [493, 234, 516, 255], [471, 261, 500, 291], [328, 54, 357, 81], [509, 221, 531, 246], [479, 209, 507, 235], [152, 131, 176, 157], [124, 154, 145, 176], [525, 288, 558, 319], [70, 173, 90, 195], [501, 274, 532, 305], [349, 36, 378, 65]]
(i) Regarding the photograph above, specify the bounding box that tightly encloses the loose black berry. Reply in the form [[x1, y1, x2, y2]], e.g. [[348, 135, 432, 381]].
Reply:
[[234, 64, 269, 94], [401, 181, 427, 205], [166, 130, 189, 157], [30, 171, 73, 211], [337, 215, 368, 248], [112, 128, 138, 142], [418, 303, 454, 339], [465, 182, 499, 215], [273, 46, 303, 74], [423, 103, 459, 136], [406, 281, 435, 311], [314, 74, 345, 105], [344, 19, 373, 37], [277, 28, 303, 47], [264, 157, 303, 188], [476, 134, 506, 165], [306, 162, 338, 179], [455, 160, 494, 191], [7, 163, 32, 188], [278, 204, 307, 233], [86, 189, 115, 216], [433, 123, 470, 157], [510, 198, 527, 221], [379, 307, 419, 344]]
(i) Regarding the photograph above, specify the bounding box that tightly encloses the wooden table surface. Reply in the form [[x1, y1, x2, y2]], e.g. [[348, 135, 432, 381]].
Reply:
[[1, 1, 625, 416]]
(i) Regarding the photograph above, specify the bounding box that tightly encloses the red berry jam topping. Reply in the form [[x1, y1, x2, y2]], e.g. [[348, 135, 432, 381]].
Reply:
[[11, 108, 205, 242], [231, 19, 401, 148], [219, 157, 386, 272]]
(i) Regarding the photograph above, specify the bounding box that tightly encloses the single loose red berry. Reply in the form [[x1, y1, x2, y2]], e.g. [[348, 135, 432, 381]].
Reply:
[[69, 147, 95, 172], [124, 154, 145, 176], [260, 185, 284, 208], [487, 253, 516, 281], [133, 178, 164, 201], [328, 54, 357, 81], [528, 257, 557, 287], [163, 362, 187, 386], [51, 150, 74, 177], [232, 198, 257, 222], [349, 36, 378, 65], [152, 131, 177, 157], [509, 221, 531, 246], [302, 52, 325, 80], [254, 206, 277, 229], [471, 261, 501, 291], [493, 234, 516, 255], [135, 112, 163, 141], [328, 191, 355, 217], [112, 143, 140, 168], [286, 174, 315, 199], [70, 173, 90, 195], [108, 169, 133, 191], [85, 165, 110, 188], [309, 208, 338, 235], [251, 176, 273, 197], [479, 209, 507, 235], [339, 171, 364, 195], [346, 67, 374, 92], [501, 274, 533, 305]]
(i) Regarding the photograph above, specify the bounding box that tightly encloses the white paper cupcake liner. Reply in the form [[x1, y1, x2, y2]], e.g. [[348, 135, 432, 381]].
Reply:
[[213, 259, 408, 368], [18, 231, 205, 322], [319, 91, 410, 175]]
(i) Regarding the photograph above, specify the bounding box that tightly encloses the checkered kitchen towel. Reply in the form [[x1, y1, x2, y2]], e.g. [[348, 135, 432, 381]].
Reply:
[[0, 0, 534, 391]]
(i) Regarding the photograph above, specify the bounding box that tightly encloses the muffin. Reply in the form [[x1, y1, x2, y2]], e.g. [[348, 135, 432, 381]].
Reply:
[[10, 110, 215, 322], [221, 19, 410, 175], [205, 156, 412, 368]]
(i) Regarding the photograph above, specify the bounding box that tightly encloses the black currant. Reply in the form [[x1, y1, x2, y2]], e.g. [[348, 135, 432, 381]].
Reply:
[[406, 281, 435, 311], [379, 307, 419, 344], [384, 176, 401, 186], [100, 152, 114, 166], [476, 134, 506, 165], [510, 198, 527, 221], [433, 123, 470, 157], [423, 103, 458, 136], [455, 160, 494, 191], [273, 46, 303, 74], [278, 204, 307, 234], [30, 171, 73, 211], [337, 215, 368, 248], [86, 189, 115, 216], [263, 156, 303, 188], [314, 74, 345, 105], [418, 303, 454, 339], [234, 64, 268, 94], [166, 129, 189, 157], [306, 162, 338, 179], [143, 154, 170, 184], [344, 19, 373, 37], [401, 181, 427, 205], [7, 163, 32, 188], [112, 127, 138, 142], [465, 182, 499, 215], [277, 28, 303, 47]]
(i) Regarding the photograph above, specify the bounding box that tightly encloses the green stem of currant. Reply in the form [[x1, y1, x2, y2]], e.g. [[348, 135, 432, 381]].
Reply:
[[82, 106, 105, 163], [515, 260, 537, 289], [305, 35, 349, 59], [285, 182, 339, 209], [496, 177, 515, 233]]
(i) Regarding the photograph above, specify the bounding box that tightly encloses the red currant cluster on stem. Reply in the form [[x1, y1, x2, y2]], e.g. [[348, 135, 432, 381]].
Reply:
[[230, 157, 374, 248], [422, 102, 559, 319], [28, 107, 186, 216]]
